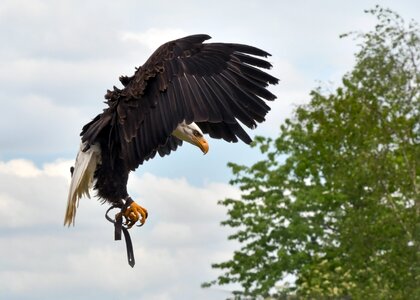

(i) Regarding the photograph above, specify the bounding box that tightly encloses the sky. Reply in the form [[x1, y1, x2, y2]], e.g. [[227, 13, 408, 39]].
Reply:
[[0, 1, 418, 299]]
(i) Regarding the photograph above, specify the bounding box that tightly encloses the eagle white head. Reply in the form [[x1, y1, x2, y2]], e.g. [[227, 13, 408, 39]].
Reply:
[[172, 121, 209, 154]]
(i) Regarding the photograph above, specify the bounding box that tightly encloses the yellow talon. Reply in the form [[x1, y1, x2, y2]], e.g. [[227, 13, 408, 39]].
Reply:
[[122, 201, 148, 228]]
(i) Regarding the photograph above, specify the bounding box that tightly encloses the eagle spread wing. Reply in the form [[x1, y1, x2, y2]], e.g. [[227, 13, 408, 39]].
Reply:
[[81, 34, 279, 171]]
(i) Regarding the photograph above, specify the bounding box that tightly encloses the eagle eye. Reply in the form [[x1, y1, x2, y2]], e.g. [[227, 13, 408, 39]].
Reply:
[[193, 130, 201, 137]]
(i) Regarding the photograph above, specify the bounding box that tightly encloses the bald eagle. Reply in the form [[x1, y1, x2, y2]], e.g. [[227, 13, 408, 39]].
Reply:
[[65, 34, 278, 252]]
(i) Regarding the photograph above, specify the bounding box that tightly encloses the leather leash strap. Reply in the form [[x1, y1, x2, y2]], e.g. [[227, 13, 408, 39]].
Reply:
[[105, 197, 135, 267]]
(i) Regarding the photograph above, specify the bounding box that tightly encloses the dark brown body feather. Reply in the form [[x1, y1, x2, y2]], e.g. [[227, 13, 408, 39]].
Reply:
[[81, 34, 278, 204]]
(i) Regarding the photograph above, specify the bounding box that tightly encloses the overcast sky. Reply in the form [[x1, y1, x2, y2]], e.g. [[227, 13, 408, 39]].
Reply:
[[0, 1, 418, 299]]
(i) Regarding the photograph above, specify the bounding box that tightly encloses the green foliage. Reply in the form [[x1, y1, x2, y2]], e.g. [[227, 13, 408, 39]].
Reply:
[[204, 6, 419, 299]]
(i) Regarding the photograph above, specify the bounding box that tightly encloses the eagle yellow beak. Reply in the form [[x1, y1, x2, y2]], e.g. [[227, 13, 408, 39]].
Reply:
[[193, 136, 209, 154]]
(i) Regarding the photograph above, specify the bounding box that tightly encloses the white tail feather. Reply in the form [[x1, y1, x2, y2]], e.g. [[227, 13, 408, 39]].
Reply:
[[64, 142, 101, 226]]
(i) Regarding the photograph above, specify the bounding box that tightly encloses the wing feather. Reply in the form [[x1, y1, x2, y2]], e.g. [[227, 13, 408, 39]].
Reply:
[[208, 75, 256, 129]]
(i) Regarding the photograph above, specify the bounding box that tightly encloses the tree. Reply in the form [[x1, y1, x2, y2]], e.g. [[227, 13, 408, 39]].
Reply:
[[203, 6, 419, 299]]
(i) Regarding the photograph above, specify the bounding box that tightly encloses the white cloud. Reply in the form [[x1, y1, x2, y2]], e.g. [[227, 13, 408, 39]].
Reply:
[[0, 159, 42, 177], [0, 0, 48, 19], [43, 159, 74, 178], [150, 222, 193, 244], [0, 159, 239, 300], [128, 173, 238, 223]]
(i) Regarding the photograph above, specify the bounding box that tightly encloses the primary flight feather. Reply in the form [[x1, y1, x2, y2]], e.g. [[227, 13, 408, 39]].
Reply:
[[65, 34, 279, 229]]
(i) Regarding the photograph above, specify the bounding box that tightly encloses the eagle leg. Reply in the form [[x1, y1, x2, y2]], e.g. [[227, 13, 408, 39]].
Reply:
[[120, 201, 148, 229]]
